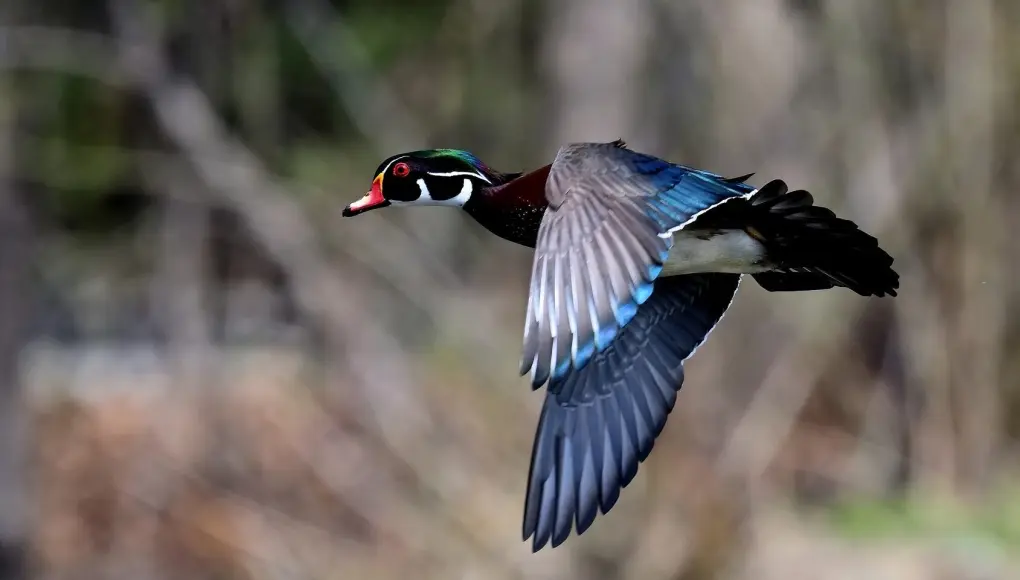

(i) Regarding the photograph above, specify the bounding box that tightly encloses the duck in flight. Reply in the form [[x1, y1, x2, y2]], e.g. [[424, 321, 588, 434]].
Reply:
[[342, 140, 898, 552]]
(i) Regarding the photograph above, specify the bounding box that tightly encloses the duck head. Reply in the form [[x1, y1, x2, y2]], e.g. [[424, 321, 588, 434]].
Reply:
[[343, 149, 519, 217]]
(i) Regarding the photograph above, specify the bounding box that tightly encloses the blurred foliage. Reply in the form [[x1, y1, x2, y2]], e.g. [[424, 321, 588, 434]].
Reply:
[[829, 491, 1020, 549]]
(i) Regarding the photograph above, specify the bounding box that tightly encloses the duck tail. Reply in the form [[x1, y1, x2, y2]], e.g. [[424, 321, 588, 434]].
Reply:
[[746, 180, 899, 297]]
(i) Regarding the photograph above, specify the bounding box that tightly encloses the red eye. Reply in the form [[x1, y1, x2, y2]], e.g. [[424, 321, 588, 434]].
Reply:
[[392, 162, 410, 177]]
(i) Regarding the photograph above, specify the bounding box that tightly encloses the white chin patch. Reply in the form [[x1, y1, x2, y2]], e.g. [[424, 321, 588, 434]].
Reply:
[[409, 177, 473, 207]]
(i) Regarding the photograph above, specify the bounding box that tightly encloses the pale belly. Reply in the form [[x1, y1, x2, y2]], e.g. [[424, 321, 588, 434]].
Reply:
[[660, 229, 772, 276]]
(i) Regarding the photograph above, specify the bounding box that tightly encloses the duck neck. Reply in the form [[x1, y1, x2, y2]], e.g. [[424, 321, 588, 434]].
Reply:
[[462, 164, 551, 248]]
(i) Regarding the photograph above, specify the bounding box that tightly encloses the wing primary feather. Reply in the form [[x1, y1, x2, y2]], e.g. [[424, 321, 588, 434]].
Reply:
[[553, 433, 577, 547], [581, 241, 614, 351], [533, 255, 553, 387], [523, 402, 553, 543], [601, 216, 644, 290], [587, 396, 609, 508], [570, 250, 597, 367], [576, 442, 599, 534], [592, 233, 626, 338], [534, 475, 556, 550], [566, 250, 580, 361], [552, 254, 572, 378], [600, 395, 625, 485], [520, 287, 538, 376], [628, 362, 660, 438], [595, 232, 631, 327], [599, 424, 621, 512], [577, 201, 617, 340], [537, 252, 549, 331], [612, 387, 641, 480]]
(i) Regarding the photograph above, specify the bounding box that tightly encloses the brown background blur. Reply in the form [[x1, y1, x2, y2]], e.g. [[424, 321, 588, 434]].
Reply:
[[0, 0, 1018, 579]]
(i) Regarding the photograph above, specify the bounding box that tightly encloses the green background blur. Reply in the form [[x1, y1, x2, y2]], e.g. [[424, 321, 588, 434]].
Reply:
[[0, 0, 1019, 578]]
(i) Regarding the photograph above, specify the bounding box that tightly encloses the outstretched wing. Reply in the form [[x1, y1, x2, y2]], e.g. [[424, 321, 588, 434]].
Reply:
[[521, 141, 753, 387], [522, 273, 741, 551]]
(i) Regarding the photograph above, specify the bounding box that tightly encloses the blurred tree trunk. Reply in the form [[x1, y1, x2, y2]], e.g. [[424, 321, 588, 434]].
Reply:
[[151, 1, 223, 382], [943, 0, 1002, 494], [0, 98, 35, 580], [542, 0, 651, 145], [0, 0, 41, 572], [153, 187, 212, 387]]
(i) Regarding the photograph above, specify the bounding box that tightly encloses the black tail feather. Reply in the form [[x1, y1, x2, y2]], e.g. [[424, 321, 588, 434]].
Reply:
[[747, 180, 899, 297], [753, 270, 836, 292]]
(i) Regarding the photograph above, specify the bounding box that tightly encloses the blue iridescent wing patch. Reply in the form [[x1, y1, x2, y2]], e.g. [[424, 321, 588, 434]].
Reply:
[[646, 169, 755, 232]]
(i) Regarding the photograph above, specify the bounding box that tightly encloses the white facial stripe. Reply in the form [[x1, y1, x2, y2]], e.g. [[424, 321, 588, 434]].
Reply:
[[408, 177, 473, 207], [426, 170, 491, 184], [379, 155, 407, 179]]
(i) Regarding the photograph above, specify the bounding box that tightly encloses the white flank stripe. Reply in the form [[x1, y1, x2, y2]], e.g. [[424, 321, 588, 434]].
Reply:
[[658, 188, 758, 239]]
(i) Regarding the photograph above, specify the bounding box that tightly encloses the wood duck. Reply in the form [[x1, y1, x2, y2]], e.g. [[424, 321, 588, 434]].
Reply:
[[342, 140, 898, 552]]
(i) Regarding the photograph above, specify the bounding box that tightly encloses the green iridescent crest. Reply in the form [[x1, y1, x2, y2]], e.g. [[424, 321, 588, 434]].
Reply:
[[421, 149, 491, 173]]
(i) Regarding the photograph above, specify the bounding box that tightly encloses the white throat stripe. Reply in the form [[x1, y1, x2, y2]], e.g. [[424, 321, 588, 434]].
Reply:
[[450, 178, 473, 205], [416, 178, 433, 200]]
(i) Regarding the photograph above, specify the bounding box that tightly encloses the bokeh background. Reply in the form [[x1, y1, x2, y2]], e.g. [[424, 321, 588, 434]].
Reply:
[[0, 0, 1018, 578]]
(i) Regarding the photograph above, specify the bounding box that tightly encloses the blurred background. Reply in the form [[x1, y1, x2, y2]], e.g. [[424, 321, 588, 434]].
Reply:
[[0, 0, 1018, 578]]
